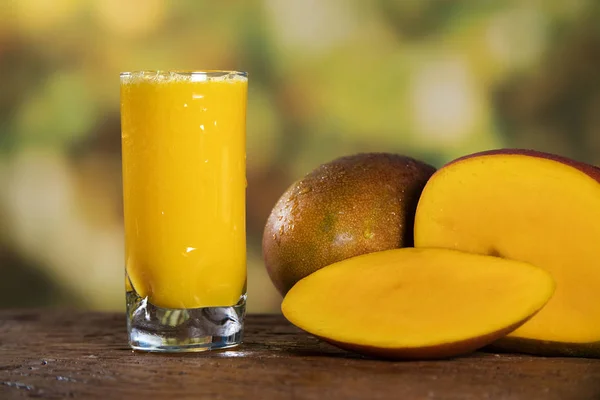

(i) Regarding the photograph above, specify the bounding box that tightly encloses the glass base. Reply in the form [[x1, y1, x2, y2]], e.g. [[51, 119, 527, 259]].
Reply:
[[126, 290, 246, 352]]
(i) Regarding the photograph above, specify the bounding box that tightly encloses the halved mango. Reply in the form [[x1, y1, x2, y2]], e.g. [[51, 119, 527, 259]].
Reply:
[[282, 248, 554, 360], [414, 150, 600, 356]]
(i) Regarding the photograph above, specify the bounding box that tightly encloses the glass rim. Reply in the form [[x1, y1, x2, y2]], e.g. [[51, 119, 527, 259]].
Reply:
[[120, 70, 247, 79]]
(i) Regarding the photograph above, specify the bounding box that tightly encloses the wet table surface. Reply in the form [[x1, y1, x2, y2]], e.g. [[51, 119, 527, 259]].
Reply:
[[1, 309, 599, 399]]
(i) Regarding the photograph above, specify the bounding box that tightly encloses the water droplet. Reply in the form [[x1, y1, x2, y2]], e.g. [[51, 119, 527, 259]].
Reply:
[[290, 203, 299, 216], [200, 124, 205, 131], [363, 229, 375, 239], [299, 186, 312, 195]]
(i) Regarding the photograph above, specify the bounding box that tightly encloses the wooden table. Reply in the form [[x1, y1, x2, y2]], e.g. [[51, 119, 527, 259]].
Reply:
[[1, 310, 599, 399]]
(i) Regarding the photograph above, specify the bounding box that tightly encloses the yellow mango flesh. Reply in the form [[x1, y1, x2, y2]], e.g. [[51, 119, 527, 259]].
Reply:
[[282, 248, 554, 359]]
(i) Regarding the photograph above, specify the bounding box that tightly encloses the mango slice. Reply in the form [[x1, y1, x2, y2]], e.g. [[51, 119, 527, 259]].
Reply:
[[282, 248, 554, 360]]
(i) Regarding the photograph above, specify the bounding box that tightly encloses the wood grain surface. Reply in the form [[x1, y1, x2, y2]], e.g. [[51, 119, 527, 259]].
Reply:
[[0, 310, 599, 399]]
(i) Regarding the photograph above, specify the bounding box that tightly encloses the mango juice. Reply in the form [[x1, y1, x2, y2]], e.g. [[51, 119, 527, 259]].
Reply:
[[120, 71, 247, 309]]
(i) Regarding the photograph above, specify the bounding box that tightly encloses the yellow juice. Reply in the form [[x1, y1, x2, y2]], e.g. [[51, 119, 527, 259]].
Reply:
[[120, 71, 247, 309]]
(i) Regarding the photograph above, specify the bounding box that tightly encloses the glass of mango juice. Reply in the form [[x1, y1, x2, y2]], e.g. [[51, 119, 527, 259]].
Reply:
[[120, 71, 248, 352]]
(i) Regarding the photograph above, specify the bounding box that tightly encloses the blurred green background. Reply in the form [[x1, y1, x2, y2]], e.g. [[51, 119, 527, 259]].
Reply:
[[1, 0, 599, 313]]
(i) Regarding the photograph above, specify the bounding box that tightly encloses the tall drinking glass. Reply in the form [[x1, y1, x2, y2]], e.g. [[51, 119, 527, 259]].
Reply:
[[120, 71, 248, 352]]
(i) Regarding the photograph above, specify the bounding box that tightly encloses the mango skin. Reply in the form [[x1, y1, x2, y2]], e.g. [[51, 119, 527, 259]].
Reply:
[[321, 317, 531, 360], [488, 337, 600, 358], [262, 153, 435, 296], [449, 148, 600, 179]]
